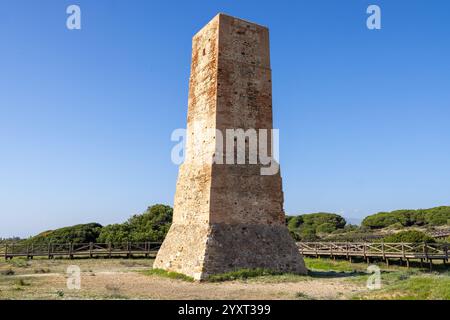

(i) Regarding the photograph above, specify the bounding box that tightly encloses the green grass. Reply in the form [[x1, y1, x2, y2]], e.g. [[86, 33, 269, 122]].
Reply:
[[304, 257, 450, 300], [3, 258, 31, 269], [143, 268, 195, 282], [353, 271, 450, 300], [207, 268, 286, 282], [304, 257, 367, 272]]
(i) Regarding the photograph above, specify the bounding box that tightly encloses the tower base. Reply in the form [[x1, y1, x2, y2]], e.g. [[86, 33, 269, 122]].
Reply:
[[154, 223, 307, 280]]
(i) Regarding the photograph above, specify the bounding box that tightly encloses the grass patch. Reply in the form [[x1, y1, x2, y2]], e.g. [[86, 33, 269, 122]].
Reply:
[[355, 273, 450, 300], [34, 268, 51, 274], [207, 268, 295, 282], [8, 258, 30, 268], [295, 292, 316, 300], [304, 257, 366, 273], [143, 268, 194, 282], [15, 278, 30, 287], [0, 269, 15, 276]]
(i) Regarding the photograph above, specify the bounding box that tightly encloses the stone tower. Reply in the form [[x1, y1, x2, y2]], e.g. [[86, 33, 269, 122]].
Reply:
[[154, 13, 306, 280]]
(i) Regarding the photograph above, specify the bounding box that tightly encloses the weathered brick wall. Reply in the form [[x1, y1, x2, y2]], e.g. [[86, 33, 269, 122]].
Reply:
[[210, 15, 283, 225]]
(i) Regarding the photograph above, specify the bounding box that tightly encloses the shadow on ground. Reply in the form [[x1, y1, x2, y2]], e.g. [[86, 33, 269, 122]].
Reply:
[[307, 270, 366, 278]]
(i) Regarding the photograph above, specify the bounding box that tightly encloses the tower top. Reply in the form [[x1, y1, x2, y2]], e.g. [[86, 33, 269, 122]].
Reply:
[[194, 13, 269, 38]]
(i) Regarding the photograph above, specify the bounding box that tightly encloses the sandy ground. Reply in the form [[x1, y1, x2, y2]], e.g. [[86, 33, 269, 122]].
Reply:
[[0, 258, 368, 300]]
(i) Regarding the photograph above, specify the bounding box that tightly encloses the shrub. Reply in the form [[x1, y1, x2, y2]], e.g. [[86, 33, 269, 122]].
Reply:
[[25, 223, 103, 245], [382, 230, 436, 243], [286, 213, 347, 240], [362, 206, 450, 229], [97, 204, 173, 243]]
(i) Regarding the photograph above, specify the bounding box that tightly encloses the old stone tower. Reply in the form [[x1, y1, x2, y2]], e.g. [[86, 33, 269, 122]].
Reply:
[[154, 13, 307, 280]]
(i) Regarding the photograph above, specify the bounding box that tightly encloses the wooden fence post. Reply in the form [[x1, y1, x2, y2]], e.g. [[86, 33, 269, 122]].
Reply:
[[89, 242, 93, 258], [382, 242, 389, 266], [402, 243, 406, 259], [423, 242, 428, 261], [108, 242, 112, 258], [4, 244, 8, 260], [445, 244, 448, 264], [346, 242, 349, 260], [329, 243, 333, 259], [363, 243, 367, 261]]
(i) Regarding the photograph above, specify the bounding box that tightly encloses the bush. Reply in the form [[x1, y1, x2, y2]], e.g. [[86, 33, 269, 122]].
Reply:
[[362, 206, 450, 229], [382, 231, 436, 243], [287, 213, 347, 241], [25, 223, 103, 245], [97, 204, 173, 243]]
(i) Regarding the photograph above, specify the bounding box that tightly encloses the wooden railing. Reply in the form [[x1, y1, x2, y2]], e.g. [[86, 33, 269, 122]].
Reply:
[[0, 241, 448, 268], [429, 229, 450, 239], [297, 242, 449, 267], [0, 242, 161, 260]]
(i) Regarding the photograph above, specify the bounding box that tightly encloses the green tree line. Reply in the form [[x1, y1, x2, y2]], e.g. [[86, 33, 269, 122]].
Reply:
[[362, 206, 450, 229], [8, 205, 449, 245]]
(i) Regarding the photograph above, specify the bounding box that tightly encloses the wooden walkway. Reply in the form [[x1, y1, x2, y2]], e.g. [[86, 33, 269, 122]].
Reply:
[[0, 242, 161, 260], [297, 242, 449, 267], [1, 241, 448, 268]]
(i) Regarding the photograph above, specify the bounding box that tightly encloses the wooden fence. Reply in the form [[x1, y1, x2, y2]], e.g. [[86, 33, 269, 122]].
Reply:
[[0, 241, 448, 268], [297, 242, 449, 267], [0, 242, 161, 260]]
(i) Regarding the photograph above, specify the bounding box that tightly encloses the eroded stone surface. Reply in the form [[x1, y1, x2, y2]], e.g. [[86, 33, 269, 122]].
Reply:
[[154, 13, 307, 280]]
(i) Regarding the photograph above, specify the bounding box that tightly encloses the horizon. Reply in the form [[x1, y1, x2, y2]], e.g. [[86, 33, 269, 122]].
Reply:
[[1, 0, 450, 238]]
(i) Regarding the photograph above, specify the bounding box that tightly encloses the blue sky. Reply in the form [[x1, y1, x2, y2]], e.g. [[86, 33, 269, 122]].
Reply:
[[1, 0, 449, 237]]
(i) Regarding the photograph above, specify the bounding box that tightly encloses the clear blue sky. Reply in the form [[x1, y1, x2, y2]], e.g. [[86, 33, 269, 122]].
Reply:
[[1, 0, 449, 237]]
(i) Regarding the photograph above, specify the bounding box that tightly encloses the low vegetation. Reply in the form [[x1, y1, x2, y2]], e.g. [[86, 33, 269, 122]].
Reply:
[[382, 230, 436, 243], [207, 268, 285, 282], [3, 205, 449, 248], [12, 204, 173, 245], [286, 213, 348, 241], [25, 223, 103, 245], [97, 204, 172, 243], [143, 268, 194, 282], [362, 206, 450, 229]]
